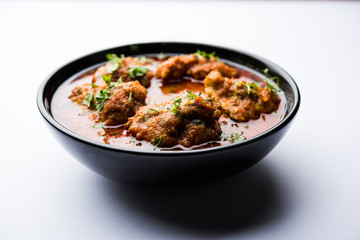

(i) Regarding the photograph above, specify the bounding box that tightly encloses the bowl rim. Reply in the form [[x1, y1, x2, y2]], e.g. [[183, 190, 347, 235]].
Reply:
[[37, 41, 300, 156]]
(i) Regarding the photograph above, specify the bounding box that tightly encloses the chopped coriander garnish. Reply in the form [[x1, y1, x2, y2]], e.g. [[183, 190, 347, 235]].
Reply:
[[264, 79, 277, 92], [158, 52, 166, 60], [129, 66, 148, 78], [186, 90, 197, 99], [147, 108, 159, 114], [198, 91, 203, 96], [82, 91, 93, 107], [172, 97, 182, 115], [106, 53, 125, 74], [263, 68, 280, 93], [224, 133, 246, 143], [195, 49, 218, 60], [241, 82, 251, 93], [128, 92, 133, 102], [152, 134, 164, 147], [107, 63, 118, 74], [102, 74, 112, 86], [159, 135, 163, 146], [109, 77, 123, 97], [239, 82, 258, 94], [91, 123, 105, 129], [116, 77, 122, 86], [88, 75, 122, 113], [106, 53, 125, 63], [90, 83, 98, 88], [139, 56, 152, 63], [94, 87, 111, 113]]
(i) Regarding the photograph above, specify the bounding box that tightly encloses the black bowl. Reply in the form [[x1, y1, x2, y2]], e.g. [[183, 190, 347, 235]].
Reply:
[[37, 42, 300, 187]]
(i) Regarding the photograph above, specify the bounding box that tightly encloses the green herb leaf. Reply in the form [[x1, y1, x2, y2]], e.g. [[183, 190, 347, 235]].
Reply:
[[224, 133, 246, 143], [152, 134, 164, 147], [263, 68, 280, 93], [129, 66, 148, 79], [195, 49, 218, 60], [82, 91, 93, 107], [90, 83, 98, 88], [106, 53, 125, 73], [108, 77, 123, 97], [171, 97, 182, 115], [102, 74, 112, 86], [91, 123, 105, 129], [106, 53, 125, 63], [240, 82, 258, 94], [241, 82, 251, 94], [147, 108, 159, 114], [128, 92, 133, 102], [94, 88, 111, 113], [115, 77, 122, 87], [263, 68, 269, 75], [157, 52, 166, 60], [107, 63, 118, 74], [139, 56, 152, 63], [186, 90, 197, 100]]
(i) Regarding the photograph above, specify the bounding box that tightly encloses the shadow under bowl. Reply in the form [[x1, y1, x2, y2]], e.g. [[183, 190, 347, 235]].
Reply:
[[37, 42, 300, 188]]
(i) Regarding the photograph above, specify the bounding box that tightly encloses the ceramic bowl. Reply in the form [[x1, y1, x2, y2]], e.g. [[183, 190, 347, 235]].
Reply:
[[37, 42, 300, 187]]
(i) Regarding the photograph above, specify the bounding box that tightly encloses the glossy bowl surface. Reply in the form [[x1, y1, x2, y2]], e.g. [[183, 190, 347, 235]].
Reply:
[[37, 42, 300, 187]]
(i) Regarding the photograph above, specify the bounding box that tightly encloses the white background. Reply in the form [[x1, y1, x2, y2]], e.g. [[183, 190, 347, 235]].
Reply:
[[1, 1, 360, 239]]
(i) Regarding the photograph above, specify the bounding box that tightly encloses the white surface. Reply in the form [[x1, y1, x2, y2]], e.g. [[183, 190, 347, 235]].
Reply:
[[1, 1, 360, 239]]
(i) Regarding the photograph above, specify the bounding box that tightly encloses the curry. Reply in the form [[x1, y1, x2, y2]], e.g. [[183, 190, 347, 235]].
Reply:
[[52, 50, 285, 151]]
